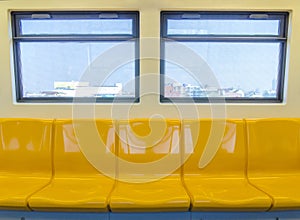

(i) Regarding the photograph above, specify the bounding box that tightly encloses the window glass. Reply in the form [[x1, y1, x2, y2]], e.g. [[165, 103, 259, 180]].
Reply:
[[19, 42, 135, 98], [167, 19, 280, 36], [20, 19, 133, 35], [165, 42, 281, 98]]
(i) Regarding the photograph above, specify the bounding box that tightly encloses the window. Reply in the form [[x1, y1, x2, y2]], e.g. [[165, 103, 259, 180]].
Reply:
[[161, 12, 288, 103], [12, 11, 139, 102]]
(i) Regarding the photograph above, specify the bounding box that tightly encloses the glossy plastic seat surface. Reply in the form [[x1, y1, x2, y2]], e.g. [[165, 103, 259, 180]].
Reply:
[[0, 119, 53, 210], [29, 120, 116, 212], [109, 119, 190, 212], [183, 120, 271, 211], [247, 119, 300, 210]]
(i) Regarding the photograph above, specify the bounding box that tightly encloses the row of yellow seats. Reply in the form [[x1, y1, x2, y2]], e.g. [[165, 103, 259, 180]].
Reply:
[[0, 118, 299, 212]]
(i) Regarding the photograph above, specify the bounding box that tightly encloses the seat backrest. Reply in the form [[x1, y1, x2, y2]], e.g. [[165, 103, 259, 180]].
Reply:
[[117, 119, 181, 181], [246, 118, 300, 176], [0, 119, 52, 176], [54, 119, 116, 177], [183, 119, 246, 177]]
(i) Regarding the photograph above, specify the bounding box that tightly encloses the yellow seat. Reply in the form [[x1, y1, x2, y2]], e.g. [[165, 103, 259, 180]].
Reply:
[[109, 119, 190, 212], [247, 118, 300, 210], [183, 119, 272, 211], [28, 119, 116, 212], [0, 119, 52, 210]]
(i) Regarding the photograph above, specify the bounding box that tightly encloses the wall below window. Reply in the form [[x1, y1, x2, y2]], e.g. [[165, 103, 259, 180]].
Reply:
[[0, 0, 299, 119]]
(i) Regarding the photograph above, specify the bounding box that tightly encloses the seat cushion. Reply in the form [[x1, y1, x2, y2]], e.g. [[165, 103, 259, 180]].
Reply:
[[110, 178, 190, 212], [185, 177, 272, 211], [0, 176, 50, 210], [250, 176, 300, 210], [29, 177, 114, 212]]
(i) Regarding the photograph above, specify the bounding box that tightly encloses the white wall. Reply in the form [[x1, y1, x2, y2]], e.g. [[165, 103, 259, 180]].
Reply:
[[0, 0, 299, 119]]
